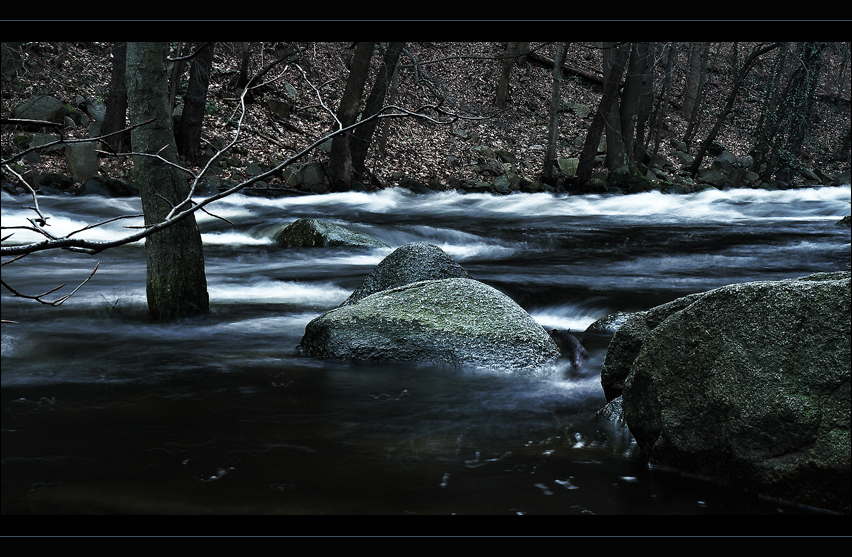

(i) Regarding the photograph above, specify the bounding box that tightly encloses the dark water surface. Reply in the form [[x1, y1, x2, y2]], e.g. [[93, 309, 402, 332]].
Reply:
[[2, 186, 850, 519]]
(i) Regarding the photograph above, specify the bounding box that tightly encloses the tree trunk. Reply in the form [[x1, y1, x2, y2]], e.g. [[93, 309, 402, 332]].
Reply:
[[630, 42, 656, 170], [602, 43, 629, 179], [576, 42, 630, 190], [619, 42, 654, 175], [126, 42, 209, 321], [176, 42, 215, 163], [495, 42, 519, 108], [681, 42, 706, 119], [751, 43, 790, 179], [649, 42, 676, 164], [376, 53, 402, 158], [350, 42, 405, 185], [543, 41, 568, 182], [100, 42, 129, 153], [682, 42, 711, 149], [234, 42, 252, 90], [515, 42, 529, 64], [327, 41, 375, 192], [168, 42, 192, 111]]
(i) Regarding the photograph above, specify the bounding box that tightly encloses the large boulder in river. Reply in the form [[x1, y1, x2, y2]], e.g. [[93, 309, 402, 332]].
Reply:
[[340, 243, 469, 306], [615, 272, 851, 513], [300, 277, 561, 371], [273, 218, 387, 248]]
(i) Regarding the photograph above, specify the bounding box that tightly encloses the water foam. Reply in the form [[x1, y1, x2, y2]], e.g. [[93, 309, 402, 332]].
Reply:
[[206, 279, 350, 307]]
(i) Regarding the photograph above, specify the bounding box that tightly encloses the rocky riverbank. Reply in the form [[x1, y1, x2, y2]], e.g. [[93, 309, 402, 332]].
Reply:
[[4, 92, 851, 200]]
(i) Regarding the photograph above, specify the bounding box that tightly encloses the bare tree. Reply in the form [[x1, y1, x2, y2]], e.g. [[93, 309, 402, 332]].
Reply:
[[126, 41, 210, 320], [175, 42, 215, 163], [543, 42, 568, 183], [350, 42, 406, 186], [618, 42, 655, 176], [681, 42, 708, 119], [575, 42, 630, 190], [495, 42, 519, 108], [2, 47, 485, 313], [327, 42, 375, 191], [771, 42, 828, 183], [100, 42, 129, 153], [682, 42, 711, 149], [647, 42, 677, 164], [234, 42, 252, 90]]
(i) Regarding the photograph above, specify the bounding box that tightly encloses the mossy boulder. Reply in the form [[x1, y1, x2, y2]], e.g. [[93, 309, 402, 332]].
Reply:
[[614, 272, 851, 513], [600, 293, 706, 402], [300, 277, 561, 371]]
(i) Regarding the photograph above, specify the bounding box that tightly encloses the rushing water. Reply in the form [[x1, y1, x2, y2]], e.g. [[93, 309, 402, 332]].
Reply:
[[1, 185, 850, 518]]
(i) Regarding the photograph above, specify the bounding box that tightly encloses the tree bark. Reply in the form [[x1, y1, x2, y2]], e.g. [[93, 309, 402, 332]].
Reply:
[[376, 53, 402, 158], [168, 42, 192, 111], [350, 42, 405, 185], [629, 42, 656, 170], [126, 42, 209, 321], [543, 41, 568, 182], [176, 42, 215, 163], [100, 42, 129, 153], [327, 41, 375, 191]]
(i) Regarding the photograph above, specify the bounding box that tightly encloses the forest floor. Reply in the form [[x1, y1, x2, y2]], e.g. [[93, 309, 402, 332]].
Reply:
[[2, 42, 850, 193]]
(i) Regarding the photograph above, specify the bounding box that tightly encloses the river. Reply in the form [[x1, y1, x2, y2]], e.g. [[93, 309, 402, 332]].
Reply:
[[1, 185, 850, 520]]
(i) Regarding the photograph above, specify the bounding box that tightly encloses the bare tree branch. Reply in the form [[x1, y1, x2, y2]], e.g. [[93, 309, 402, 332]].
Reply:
[[1, 255, 100, 307]]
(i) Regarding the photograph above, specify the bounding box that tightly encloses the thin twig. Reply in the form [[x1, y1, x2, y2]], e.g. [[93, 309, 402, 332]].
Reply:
[[1, 261, 100, 307]]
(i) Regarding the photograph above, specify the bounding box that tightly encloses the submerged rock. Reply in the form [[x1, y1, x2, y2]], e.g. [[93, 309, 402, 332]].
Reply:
[[300, 277, 561, 371], [273, 218, 387, 248], [613, 271, 851, 513], [340, 242, 468, 306]]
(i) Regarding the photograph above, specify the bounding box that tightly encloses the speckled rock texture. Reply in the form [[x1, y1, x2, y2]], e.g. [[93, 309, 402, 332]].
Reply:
[[301, 277, 561, 371], [616, 272, 850, 513]]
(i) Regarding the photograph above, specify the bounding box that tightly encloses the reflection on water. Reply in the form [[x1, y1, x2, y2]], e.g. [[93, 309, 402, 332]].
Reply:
[[2, 186, 850, 517]]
